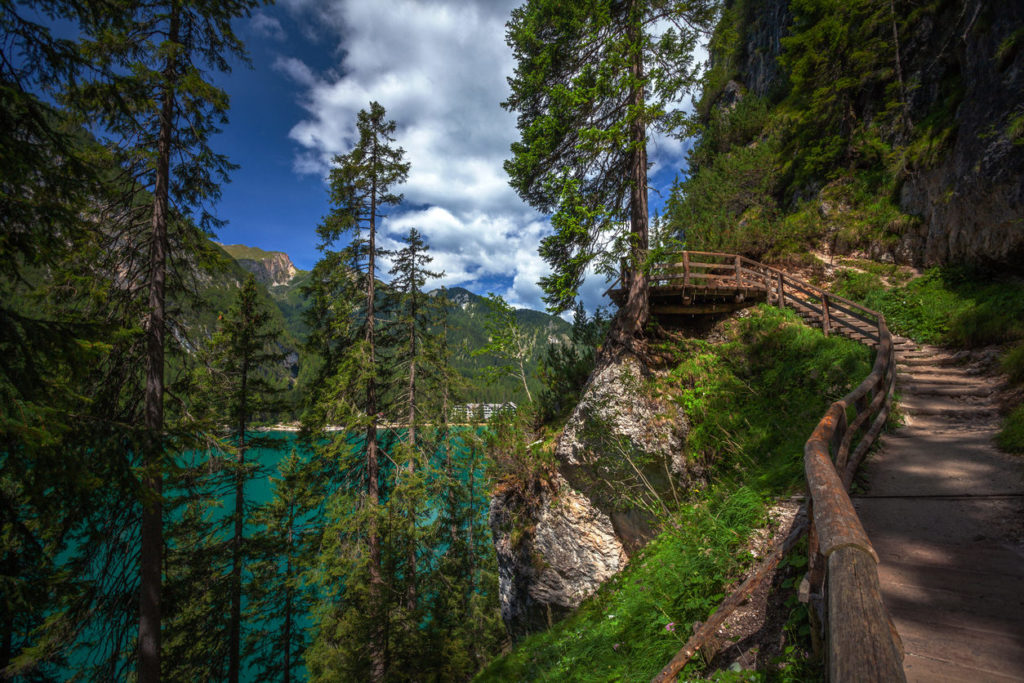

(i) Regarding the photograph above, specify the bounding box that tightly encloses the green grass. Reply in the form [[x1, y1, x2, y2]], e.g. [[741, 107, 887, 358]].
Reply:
[[475, 306, 871, 681], [831, 267, 1024, 347], [996, 405, 1024, 454]]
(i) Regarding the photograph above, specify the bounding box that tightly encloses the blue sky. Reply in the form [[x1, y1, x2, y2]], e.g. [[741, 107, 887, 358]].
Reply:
[[210, 0, 699, 312]]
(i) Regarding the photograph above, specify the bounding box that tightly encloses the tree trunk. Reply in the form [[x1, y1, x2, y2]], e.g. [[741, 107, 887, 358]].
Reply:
[[405, 345, 417, 613], [283, 526, 293, 683], [138, 8, 177, 680], [228, 355, 248, 683], [615, 8, 650, 342], [518, 358, 533, 403], [366, 147, 386, 683]]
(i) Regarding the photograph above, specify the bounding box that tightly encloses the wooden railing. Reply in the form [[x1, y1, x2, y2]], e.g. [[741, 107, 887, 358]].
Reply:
[[649, 252, 904, 682]]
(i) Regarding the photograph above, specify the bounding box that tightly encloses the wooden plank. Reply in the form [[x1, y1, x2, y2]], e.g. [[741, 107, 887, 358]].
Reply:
[[651, 517, 809, 683], [828, 546, 906, 682], [653, 302, 749, 315]]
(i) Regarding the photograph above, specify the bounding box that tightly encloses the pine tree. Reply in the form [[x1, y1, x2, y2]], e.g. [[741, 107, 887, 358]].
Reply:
[[73, 3, 264, 678], [303, 101, 409, 682], [245, 449, 319, 683], [0, 3, 136, 675], [503, 0, 716, 340], [197, 273, 287, 682], [384, 228, 444, 618]]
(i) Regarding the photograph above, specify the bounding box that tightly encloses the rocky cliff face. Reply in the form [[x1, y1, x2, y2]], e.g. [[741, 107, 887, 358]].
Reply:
[[236, 252, 297, 287], [489, 350, 698, 639], [489, 473, 627, 640], [895, 1, 1024, 266], [734, 0, 1024, 267]]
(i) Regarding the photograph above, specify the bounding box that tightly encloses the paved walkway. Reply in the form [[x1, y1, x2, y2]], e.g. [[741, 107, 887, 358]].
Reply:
[[856, 337, 1024, 681]]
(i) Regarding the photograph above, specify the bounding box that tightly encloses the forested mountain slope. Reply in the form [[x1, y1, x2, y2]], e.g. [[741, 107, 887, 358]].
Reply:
[[212, 244, 572, 407]]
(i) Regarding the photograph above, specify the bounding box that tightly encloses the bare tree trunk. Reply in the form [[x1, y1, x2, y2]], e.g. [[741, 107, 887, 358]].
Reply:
[[138, 8, 178, 680], [615, 8, 650, 342], [518, 358, 533, 404]]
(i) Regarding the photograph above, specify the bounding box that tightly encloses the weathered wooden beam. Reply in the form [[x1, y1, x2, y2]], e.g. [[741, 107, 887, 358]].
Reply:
[[651, 516, 810, 683], [827, 546, 906, 682]]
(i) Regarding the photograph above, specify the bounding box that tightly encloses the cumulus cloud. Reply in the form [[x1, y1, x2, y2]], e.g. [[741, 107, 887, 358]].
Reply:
[[276, 0, 699, 311]]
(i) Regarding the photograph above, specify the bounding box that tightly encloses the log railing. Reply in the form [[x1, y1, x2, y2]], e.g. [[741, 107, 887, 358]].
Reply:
[[648, 251, 903, 682]]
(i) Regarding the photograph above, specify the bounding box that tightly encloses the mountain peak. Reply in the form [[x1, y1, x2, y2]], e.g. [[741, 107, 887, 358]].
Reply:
[[217, 243, 299, 287]]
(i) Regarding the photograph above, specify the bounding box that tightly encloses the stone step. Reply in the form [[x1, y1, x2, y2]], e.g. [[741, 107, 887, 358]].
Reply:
[[898, 395, 998, 418], [898, 356, 960, 367], [898, 382, 994, 397]]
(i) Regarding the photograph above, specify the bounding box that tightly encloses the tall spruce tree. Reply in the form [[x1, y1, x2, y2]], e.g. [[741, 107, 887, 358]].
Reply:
[[0, 3, 141, 675], [503, 0, 715, 340], [199, 273, 286, 682], [384, 229, 444, 616], [303, 101, 409, 682], [72, 3, 264, 678], [245, 450, 319, 683]]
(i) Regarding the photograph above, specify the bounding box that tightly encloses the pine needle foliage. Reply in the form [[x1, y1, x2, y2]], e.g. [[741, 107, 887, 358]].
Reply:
[[503, 0, 716, 335]]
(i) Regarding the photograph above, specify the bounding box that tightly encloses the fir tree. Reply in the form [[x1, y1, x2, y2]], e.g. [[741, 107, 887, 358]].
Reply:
[[196, 272, 287, 682], [72, 3, 264, 678], [503, 0, 716, 340], [245, 449, 319, 683], [303, 101, 409, 682], [384, 228, 444, 617]]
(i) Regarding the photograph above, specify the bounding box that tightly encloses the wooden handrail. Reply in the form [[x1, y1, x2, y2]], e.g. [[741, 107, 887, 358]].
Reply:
[[650, 252, 903, 682]]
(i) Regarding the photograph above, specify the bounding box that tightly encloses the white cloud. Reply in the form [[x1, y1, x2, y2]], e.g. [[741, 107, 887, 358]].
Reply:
[[251, 12, 286, 41], [276, 0, 699, 312]]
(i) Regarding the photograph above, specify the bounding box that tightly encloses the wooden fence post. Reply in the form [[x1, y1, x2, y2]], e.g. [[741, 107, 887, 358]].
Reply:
[[683, 251, 690, 287], [822, 294, 831, 337], [735, 254, 742, 286], [777, 272, 784, 309]]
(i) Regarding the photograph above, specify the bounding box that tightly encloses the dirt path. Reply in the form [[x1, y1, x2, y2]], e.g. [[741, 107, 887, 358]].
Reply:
[[855, 337, 1024, 681]]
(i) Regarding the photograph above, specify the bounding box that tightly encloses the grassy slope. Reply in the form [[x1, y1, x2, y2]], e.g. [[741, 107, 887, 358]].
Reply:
[[476, 306, 871, 681], [216, 242, 291, 262]]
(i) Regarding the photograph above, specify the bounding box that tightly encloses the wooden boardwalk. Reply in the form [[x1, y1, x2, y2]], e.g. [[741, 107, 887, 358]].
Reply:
[[646, 252, 1024, 681], [856, 341, 1024, 681]]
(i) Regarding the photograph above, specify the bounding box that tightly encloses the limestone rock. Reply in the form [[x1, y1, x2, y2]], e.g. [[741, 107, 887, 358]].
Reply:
[[236, 251, 297, 287], [489, 473, 627, 640]]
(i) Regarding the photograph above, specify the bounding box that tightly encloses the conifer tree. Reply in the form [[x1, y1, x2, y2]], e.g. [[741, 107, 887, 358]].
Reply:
[[303, 101, 409, 682], [384, 228, 444, 616], [503, 0, 715, 340], [73, 3, 263, 678], [199, 272, 286, 683], [246, 450, 319, 683]]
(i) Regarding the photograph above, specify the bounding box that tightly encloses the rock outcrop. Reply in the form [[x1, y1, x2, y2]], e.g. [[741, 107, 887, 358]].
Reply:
[[733, 0, 1024, 267], [489, 349, 698, 639], [895, 1, 1024, 266], [236, 251, 297, 287], [489, 473, 627, 640]]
